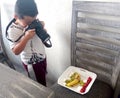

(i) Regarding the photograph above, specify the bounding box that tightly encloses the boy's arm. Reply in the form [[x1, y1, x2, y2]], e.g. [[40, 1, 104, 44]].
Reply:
[[12, 29, 35, 55]]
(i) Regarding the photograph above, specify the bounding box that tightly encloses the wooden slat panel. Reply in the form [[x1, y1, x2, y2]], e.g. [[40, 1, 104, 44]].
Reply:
[[73, 1, 120, 16], [76, 50, 114, 69], [76, 38, 120, 51], [76, 42, 119, 58], [77, 17, 120, 29], [77, 28, 120, 40], [77, 23, 120, 35], [76, 33, 120, 50], [77, 12, 120, 21]]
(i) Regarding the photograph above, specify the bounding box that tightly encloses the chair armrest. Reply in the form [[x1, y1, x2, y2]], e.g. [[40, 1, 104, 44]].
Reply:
[[0, 63, 54, 98]]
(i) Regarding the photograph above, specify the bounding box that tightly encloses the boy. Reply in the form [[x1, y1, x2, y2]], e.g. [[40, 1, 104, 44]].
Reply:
[[7, 0, 47, 86]]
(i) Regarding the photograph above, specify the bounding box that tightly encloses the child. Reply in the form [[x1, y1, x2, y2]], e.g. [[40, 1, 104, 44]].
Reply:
[[7, 0, 47, 86]]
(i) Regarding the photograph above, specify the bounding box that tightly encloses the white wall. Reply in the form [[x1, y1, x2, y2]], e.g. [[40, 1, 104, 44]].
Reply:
[[34, 0, 72, 81]]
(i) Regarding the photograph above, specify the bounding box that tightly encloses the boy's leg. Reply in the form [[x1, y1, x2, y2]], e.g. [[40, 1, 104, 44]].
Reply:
[[22, 62, 30, 77], [33, 59, 47, 86]]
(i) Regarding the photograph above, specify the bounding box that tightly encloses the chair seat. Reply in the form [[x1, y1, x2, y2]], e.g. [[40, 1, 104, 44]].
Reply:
[[51, 80, 113, 98]]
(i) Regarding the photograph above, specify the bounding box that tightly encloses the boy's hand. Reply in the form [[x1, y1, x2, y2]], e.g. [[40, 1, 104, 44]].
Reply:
[[12, 29, 35, 55], [25, 29, 35, 40]]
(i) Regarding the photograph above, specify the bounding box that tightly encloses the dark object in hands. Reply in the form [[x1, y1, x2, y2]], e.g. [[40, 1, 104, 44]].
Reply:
[[25, 19, 52, 48]]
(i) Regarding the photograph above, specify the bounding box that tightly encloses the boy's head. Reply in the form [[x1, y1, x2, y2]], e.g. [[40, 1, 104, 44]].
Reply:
[[14, 0, 38, 27], [15, 0, 38, 19]]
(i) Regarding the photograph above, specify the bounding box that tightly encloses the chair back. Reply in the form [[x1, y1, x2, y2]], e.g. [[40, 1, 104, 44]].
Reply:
[[71, 1, 120, 88]]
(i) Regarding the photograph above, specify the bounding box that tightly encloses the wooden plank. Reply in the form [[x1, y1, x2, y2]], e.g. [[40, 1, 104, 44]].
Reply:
[[77, 16, 120, 29], [76, 42, 119, 57], [77, 28, 120, 40], [73, 1, 120, 16], [76, 33, 120, 45], [76, 50, 115, 67]]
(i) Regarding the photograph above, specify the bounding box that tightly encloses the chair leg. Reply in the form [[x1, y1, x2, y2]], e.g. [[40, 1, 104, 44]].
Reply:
[[0, 51, 15, 70]]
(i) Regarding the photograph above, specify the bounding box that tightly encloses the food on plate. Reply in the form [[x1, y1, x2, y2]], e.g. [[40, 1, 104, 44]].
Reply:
[[65, 72, 85, 87], [79, 79, 85, 86], [66, 79, 80, 87], [80, 77, 92, 93]]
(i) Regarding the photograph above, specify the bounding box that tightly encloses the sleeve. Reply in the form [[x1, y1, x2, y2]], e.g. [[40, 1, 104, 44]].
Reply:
[[7, 24, 24, 49]]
